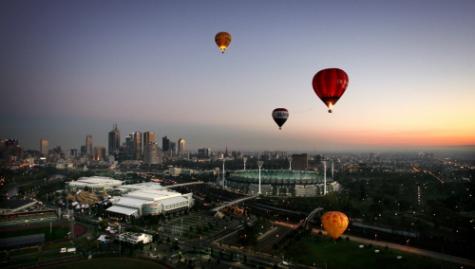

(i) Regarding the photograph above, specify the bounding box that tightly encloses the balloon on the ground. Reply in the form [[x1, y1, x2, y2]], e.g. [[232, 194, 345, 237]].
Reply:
[[321, 211, 349, 239], [312, 68, 349, 113], [272, 108, 289, 130], [215, 32, 232, 53]]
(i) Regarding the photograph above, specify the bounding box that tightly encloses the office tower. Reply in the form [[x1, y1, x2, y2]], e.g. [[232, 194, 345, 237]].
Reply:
[[0, 139, 22, 161], [162, 136, 170, 152], [124, 134, 134, 160], [292, 153, 308, 170], [197, 148, 211, 158], [108, 124, 120, 157], [85, 135, 93, 158], [93, 146, 106, 161], [133, 131, 142, 160], [70, 149, 78, 158], [40, 138, 48, 156], [169, 142, 176, 156], [143, 131, 156, 146], [177, 138, 186, 155], [80, 145, 87, 157], [144, 142, 159, 165]]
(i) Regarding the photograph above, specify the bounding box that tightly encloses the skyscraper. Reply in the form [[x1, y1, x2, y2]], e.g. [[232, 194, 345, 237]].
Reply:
[[162, 136, 170, 152], [169, 142, 176, 156], [133, 131, 142, 160], [39, 138, 48, 156], [144, 142, 159, 165], [292, 153, 308, 170], [93, 146, 106, 161], [85, 135, 93, 158], [143, 131, 156, 146], [108, 124, 120, 157], [197, 148, 211, 158], [177, 138, 186, 155]]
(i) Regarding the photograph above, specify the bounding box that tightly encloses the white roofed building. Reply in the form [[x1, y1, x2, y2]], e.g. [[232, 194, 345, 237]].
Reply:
[[106, 183, 194, 218], [67, 176, 122, 191]]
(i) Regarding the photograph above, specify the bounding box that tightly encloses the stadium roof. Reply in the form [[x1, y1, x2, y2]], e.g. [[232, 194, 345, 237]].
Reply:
[[115, 197, 149, 208], [161, 196, 188, 207], [231, 170, 320, 180], [69, 176, 122, 187], [106, 206, 138, 216], [126, 189, 182, 201]]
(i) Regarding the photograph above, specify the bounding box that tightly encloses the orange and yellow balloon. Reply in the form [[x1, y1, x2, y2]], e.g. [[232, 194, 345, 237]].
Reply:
[[215, 32, 232, 53], [321, 211, 349, 239]]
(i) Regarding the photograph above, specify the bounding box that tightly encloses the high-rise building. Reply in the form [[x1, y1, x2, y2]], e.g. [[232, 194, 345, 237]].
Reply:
[[177, 138, 186, 155], [108, 124, 120, 157], [85, 135, 93, 158], [162, 136, 170, 152], [0, 139, 22, 161], [292, 153, 308, 170], [40, 138, 48, 156], [169, 142, 176, 156], [70, 148, 78, 158], [197, 148, 211, 158], [80, 145, 87, 157], [93, 146, 106, 161], [144, 142, 159, 165], [143, 131, 156, 146], [133, 131, 142, 160]]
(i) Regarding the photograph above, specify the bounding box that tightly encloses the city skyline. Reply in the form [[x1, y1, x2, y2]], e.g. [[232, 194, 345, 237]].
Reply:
[[1, 0, 474, 151]]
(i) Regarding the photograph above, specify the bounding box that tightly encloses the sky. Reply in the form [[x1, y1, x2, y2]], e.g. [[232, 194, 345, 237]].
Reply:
[[1, 0, 474, 152]]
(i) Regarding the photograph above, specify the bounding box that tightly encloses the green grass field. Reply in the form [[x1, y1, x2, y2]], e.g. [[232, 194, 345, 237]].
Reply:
[[45, 257, 167, 269], [285, 236, 458, 269]]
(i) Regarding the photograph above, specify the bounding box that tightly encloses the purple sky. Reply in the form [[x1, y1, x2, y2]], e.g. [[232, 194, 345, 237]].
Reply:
[[1, 0, 474, 151]]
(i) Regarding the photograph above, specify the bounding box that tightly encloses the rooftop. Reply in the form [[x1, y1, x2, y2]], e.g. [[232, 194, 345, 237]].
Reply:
[[69, 176, 122, 186], [230, 169, 321, 180]]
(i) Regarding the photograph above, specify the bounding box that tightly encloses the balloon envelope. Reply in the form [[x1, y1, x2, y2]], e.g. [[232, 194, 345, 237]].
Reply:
[[312, 68, 349, 113], [215, 32, 232, 53], [321, 211, 349, 239], [272, 108, 289, 130]]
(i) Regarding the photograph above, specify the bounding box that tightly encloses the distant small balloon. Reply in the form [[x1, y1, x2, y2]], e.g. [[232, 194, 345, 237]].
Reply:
[[312, 68, 349, 113], [272, 108, 289, 130], [215, 32, 232, 53], [321, 211, 349, 239]]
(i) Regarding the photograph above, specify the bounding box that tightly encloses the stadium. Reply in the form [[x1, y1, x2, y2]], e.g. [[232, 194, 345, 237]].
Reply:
[[67, 176, 123, 191], [226, 170, 340, 197], [106, 182, 194, 218]]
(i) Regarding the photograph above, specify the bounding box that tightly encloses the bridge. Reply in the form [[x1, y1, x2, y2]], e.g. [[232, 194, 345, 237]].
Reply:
[[302, 207, 324, 228], [211, 195, 258, 212], [163, 181, 205, 189]]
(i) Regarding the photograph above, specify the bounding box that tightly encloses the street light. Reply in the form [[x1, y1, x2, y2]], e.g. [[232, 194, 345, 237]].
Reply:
[[222, 158, 226, 189], [257, 160, 264, 195]]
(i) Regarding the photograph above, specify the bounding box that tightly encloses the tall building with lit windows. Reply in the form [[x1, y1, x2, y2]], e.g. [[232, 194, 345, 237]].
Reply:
[[39, 138, 48, 157]]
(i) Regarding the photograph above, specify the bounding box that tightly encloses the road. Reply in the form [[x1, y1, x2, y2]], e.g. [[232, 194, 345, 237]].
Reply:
[[311, 228, 475, 268]]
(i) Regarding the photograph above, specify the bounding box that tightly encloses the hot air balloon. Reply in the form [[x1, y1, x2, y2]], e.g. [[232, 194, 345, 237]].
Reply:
[[321, 211, 349, 239], [312, 68, 349, 113], [215, 32, 232, 53], [272, 108, 289, 130]]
